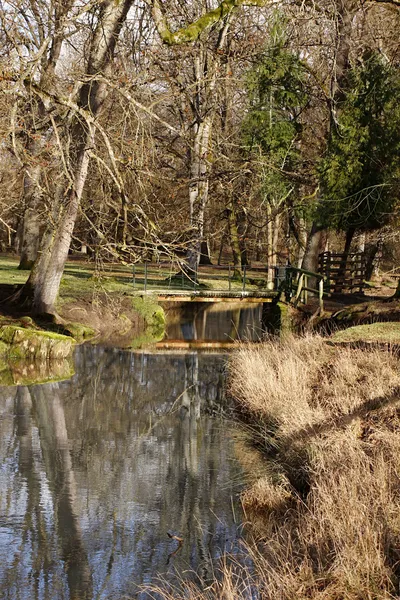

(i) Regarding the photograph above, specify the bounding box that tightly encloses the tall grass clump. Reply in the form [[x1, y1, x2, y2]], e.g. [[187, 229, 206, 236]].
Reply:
[[229, 335, 400, 599]]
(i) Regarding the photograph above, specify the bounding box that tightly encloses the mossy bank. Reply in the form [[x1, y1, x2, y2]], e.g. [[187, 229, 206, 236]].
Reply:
[[0, 324, 76, 386], [0, 256, 166, 350], [59, 293, 165, 347]]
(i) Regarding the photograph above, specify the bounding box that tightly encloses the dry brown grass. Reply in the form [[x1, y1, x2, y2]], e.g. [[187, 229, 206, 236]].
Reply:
[[146, 336, 400, 599], [231, 335, 400, 599]]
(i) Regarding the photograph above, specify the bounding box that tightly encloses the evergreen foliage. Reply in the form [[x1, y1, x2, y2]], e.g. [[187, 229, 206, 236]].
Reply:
[[318, 51, 400, 232], [243, 28, 309, 209]]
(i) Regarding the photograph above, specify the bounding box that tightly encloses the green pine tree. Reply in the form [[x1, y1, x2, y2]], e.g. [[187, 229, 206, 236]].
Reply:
[[318, 51, 400, 234]]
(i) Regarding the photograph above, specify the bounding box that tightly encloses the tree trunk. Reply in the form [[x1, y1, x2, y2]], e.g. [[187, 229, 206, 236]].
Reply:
[[294, 216, 307, 269], [365, 239, 382, 281], [199, 239, 212, 265], [266, 204, 280, 289], [301, 222, 328, 282], [217, 230, 227, 265], [19, 0, 132, 314], [227, 200, 242, 275], [19, 152, 43, 270], [26, 129, 94, 313], [186, 116, 212, 275]]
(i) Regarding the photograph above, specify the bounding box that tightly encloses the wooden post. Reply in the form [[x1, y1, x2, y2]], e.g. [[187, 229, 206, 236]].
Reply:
[[228, 265, 231, 292], [144, 262, 148, 292], [132, 264, 136, 289], [294, 273, 304, 306], [319, 277, 324, 312], [303, 275, 308, 304]]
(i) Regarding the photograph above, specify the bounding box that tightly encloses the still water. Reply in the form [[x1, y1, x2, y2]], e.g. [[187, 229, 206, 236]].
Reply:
[[166, 302, 264, 342], [0, 305, 262, 600]]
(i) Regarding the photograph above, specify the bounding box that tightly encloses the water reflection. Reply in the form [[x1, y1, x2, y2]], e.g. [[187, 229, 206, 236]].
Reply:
[[166, 303, 263, 343], [0, 346, 244, 600]]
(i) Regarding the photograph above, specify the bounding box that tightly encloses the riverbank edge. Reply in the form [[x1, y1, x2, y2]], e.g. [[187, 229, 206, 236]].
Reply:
[[0, 292, 166, 385]]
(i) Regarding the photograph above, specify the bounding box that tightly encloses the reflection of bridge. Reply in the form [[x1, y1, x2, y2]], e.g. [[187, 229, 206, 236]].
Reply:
[[155, 340, 247, 350]]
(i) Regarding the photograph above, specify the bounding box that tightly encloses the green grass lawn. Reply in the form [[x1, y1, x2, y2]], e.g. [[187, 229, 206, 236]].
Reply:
[[0, 255, 266, 297], [331, 322, 400, 344]]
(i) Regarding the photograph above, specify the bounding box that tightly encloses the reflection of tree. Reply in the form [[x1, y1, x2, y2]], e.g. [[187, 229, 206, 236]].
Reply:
[[159, 353, 233, 586], [0, 384, 92, 600], [15, 387, 53, 598], [0, 347, 243, 598], [30, 384, 93, 600]]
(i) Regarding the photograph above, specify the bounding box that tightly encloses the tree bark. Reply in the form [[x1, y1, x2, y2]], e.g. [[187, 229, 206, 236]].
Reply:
[[365, 239, 382, 281], [199, 239, 212, 265], [186, 116, 212, 275], [227, 200, 242, 275], [19, 147, 43, 270], [266, 204, 280, 289], [26, 128, 94, 313], [301, 221, 328, 286]]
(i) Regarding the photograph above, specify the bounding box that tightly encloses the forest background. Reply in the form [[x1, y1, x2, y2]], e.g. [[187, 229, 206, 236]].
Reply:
[[0, 0, 400, 314]]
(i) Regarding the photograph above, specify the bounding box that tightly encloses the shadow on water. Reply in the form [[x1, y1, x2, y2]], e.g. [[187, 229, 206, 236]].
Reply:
[[0, 343, 249, 600]]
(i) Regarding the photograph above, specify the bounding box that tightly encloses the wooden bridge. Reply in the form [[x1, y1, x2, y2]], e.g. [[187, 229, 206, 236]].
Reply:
[[130, 259, 363, 311], [156, 290, 277, 303]]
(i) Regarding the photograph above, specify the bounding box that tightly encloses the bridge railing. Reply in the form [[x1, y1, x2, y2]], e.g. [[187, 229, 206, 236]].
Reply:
[[275, 266, 325, 310], [130, 262, 325, 307], [131, 262, 270, 294]]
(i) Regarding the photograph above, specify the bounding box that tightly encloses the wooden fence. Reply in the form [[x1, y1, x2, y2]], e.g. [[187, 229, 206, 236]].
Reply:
[[318, 251, 366, 293]]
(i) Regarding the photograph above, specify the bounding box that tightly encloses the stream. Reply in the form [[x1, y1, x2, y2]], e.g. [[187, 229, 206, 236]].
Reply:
[[0, 304, 263, 600]]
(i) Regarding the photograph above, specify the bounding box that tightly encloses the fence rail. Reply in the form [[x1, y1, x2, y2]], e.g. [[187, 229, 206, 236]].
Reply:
[[275, 266, 325, 310]]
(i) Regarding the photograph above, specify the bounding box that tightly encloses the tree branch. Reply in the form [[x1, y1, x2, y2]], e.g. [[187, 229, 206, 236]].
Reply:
[[147, 0, 266, 45]]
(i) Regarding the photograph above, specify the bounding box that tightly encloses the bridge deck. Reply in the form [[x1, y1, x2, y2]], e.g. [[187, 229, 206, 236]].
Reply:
[[155, 290, 277, 303]]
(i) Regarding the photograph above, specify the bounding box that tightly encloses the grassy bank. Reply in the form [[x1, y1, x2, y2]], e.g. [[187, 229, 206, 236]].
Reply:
[[229, 336, 400, 599]]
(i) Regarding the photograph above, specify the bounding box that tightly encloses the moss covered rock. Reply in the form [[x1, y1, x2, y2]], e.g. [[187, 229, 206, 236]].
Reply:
[[0, 326, 75, 360], [263, 301, 295, 338], [132, 296, 166, 333]]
